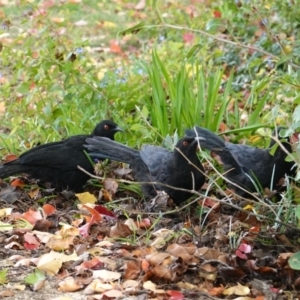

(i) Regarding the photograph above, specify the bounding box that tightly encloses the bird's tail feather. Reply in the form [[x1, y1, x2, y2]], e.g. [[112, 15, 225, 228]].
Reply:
[[87, 152, 128, 163], [185, 126, 226, 151], [0, 164, 27, 179], [85, 137, 139, 164]]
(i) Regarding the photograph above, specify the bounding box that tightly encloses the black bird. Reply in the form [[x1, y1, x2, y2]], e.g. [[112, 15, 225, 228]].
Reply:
[[84, 136, 205, 204], [185, 126, 295, 197], [0, 120, 123, 192]]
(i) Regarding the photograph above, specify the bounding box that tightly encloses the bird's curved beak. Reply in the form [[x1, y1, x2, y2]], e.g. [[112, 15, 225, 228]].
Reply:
[[114, 126, 124, 133]]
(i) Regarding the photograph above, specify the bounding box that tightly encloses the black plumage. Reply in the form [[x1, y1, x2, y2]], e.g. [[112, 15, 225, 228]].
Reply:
[[185, 126, 295, 197], [85, 136, 205, 204], [0, 120, 123, 192]]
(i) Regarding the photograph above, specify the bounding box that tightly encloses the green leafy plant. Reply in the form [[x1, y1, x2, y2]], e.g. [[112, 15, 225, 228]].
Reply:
[[0, 269, 8, 285]]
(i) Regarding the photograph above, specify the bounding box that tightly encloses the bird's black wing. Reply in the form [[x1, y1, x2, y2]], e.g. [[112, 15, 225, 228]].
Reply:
[[0, 136, 94, 191], [226, 143, 266, 174], [15, 136, 87, 170], [140, 145, 171, 179], [85, 137, 140, 164]]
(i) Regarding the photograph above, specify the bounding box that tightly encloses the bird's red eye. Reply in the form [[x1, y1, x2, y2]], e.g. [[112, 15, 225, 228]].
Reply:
[[183, 141, 188, 146], [104, 125, 109, 130]]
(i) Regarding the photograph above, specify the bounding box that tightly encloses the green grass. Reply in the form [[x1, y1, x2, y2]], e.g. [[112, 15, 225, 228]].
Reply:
[[0, 0, 299, 210]]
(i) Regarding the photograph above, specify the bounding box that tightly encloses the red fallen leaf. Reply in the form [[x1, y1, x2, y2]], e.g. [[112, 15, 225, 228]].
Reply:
[[10, 178, 25, 187], [3, 154, 18, 163], [78, 215, 97, 237], [213, 10, 222, 18], [271, 287, 280, 293], [136, 218, 151, 229], [75, 257, 103, 271], [24, 232, 39, 244], [22, 209, 43, 225], [236, 243, 252, 259], [82, 205, 102, 222], [24, 232, 40, 250], [182, 32, 194, 44], [110, 40, 122, 54], [94, 205, 116, 218], [43, 204, 56, 216], [198, 198, 219, 209], [249, 226, 260, 233], [141, 259, 150, 271], [24, 242, 39, 250], [208, 286, 224, 296], [167, 290, 184, 300], [219, 122, 228, 133]]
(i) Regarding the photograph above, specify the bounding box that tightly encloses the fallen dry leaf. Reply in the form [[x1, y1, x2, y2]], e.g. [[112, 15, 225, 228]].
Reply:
[[92, 269, 121, 281], [37, 251, 78, 275], [58, 276, 83, 292], [124, 260, 141, 280], [110, 221, 132, 238], [84, 279, 113, 295], [223, 283, 250, 296], [103, 178, 118, 196], [76, 192, 97, 204]]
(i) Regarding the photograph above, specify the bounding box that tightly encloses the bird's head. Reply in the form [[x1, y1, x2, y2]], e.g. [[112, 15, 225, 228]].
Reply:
[[175, 136, 205, 155], [93, 120, 124, 140]]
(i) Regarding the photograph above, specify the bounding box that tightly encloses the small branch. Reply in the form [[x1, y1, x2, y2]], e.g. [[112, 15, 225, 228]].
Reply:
[[78, 165, 200, 196], [191, 127, 267, 203], [271, 135, 298, 167]]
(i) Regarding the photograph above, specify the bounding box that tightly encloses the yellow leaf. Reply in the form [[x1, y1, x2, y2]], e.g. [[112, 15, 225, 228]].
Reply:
[[97, 69, 107, 80], [28, 188, 40, 199], [284, 45, 293, 54], [0, 208, 12, 217], [46, 235, 75, 251], [76, 192, 97, 204], [100, 21, 116, 28], [143, 280, 157, 291], [51, 17, 65, 23], [223, 283, 250, 296], [243, 204, 253, 210], [37, 251, 78, 276]]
